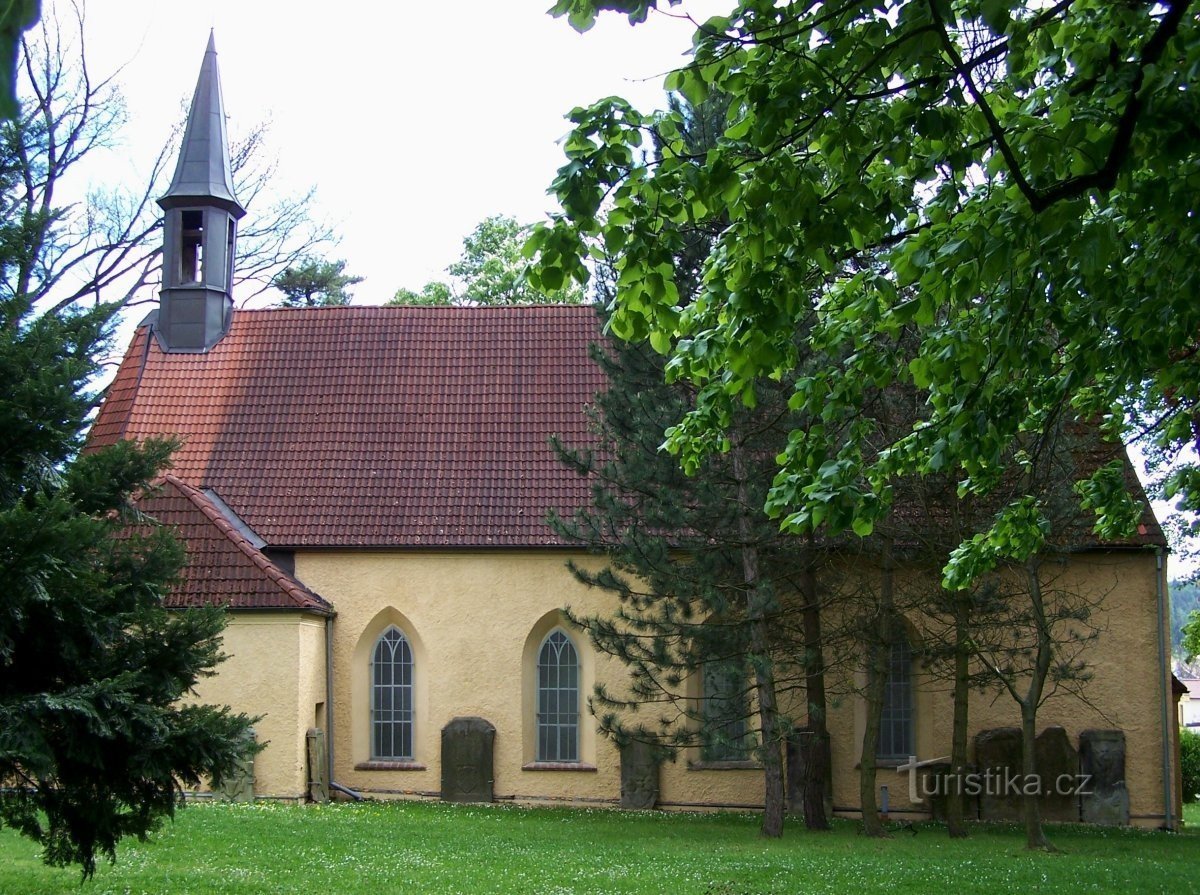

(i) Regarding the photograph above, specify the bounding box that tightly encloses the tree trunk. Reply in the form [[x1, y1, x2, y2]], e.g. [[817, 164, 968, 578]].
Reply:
[[731, 446, 785, 838], [859, 555, 894, 838], [1021, 561, 1056, 852], [1019, 701, 1053, 851], [800, 536, 831, 830], [859, 630, 889, 837], [796, 727, 831, 830], [749, 607, 786, 838], [946, 594, 970, 838]]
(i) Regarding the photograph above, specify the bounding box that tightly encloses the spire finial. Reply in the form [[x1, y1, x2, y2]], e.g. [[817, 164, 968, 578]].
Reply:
[[159, 32, 244, 218]]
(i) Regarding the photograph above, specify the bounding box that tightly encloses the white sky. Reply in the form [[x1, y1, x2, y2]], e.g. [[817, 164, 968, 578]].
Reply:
[[76, 0, 724, 301]]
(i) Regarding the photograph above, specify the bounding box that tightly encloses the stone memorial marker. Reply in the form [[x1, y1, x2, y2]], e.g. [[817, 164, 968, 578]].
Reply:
[[1035, 726, 1079, 822], [620, 739, 661, 809], [215, 727, 256, 803], [974, 727, 1023, 822], [441, 717, 496, 803], [306, 727, 329, 803], [1079, 729, 1129, 826]]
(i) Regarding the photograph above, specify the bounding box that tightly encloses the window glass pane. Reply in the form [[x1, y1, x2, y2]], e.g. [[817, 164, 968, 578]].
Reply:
[[702, 659, 751, 761], [371, 626, 414, 760], [879, 634, 914, 759], [536, 629, 579, 762]]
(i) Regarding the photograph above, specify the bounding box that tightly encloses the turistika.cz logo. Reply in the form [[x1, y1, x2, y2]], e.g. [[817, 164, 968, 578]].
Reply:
[[896, 756, 1094, 805]]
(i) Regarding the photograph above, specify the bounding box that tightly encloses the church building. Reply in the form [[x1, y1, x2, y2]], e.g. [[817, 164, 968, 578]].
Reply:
[[88, 36, 1184, 829]]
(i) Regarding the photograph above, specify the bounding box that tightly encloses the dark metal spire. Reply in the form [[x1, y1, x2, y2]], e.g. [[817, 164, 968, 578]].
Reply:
[[159, 31, 245, 218]]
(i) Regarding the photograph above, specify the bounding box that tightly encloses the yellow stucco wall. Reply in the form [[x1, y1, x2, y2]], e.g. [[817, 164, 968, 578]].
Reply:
[[296, 550, 768, 808], [820, 552, 1174, 828], [189, 611, 327, 799], [281, 549, 1172, 825]]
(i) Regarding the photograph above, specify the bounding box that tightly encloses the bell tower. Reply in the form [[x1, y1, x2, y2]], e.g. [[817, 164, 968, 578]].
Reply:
[[156, 32, 245, 352]]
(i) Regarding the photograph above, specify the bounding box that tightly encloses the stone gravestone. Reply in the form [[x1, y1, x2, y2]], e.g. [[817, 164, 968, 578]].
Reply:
[[306, 727, 329, 803], [1035, 726, 1079, 822], [786, 727, 832, 823], [919, 760, 978, 823], [619, 739, 661, 810], [215, 727, 256, 803], [1079, 729, 1129, 826], [974, 727, 1023, 822], [441, 717, 496, 803]]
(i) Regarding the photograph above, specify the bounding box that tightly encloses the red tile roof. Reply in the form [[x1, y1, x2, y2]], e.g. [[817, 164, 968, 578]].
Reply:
[[91, 304, 1164, 553], [137, 475, 332, 614], [92, 306, 607, 548]]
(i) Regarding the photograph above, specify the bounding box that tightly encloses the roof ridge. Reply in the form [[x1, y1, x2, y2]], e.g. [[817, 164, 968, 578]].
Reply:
[[233, 304, 598, 314], [160, 475, 333, 615]]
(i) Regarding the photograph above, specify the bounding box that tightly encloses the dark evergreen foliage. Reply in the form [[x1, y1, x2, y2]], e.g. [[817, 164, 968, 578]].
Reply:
[[0, 93, 257, 882]]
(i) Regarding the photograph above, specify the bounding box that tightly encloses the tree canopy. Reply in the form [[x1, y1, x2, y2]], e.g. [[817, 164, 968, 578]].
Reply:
[[532, 0, 1199, 586], [391, 214, 585, 306], [272, 256, 363, 307]]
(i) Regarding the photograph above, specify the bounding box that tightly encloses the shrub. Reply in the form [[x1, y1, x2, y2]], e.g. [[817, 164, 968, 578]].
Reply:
[[1181, 728, 1200, 803]]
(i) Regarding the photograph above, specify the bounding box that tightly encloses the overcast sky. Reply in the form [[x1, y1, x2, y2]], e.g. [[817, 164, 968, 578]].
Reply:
[[73, 0, 723, 304]]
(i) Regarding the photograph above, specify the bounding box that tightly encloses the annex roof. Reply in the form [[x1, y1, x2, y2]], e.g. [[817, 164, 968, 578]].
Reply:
[[137, 475, 332, 614], [92, 305, 607, 548]]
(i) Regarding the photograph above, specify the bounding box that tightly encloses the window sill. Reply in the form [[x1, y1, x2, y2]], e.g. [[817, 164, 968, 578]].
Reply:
[[853, 758, 908, 770], [688, 760, 762, 771], [521, 761, 597, 772], [355, 761, 426, 772]]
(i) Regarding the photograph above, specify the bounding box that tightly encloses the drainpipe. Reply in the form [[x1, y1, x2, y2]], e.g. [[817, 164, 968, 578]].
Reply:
[[1156, 548, 1174, 830], [323, 615, 363, 803], [326, 613, 336, 794]]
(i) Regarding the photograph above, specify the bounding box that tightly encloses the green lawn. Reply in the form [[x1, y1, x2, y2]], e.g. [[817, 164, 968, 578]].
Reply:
[[1, 800, 1197, 895]]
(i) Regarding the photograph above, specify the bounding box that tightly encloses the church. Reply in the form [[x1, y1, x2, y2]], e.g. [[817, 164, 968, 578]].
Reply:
[[88, 36, 1185, 828]]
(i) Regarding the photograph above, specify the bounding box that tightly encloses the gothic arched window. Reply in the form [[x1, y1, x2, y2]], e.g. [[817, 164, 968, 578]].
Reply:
[[372, 626, 414, 760]]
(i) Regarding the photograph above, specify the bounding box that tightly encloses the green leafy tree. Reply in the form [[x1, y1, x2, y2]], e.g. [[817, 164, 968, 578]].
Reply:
[[390, 280, 453, 307], [1181, 728, 1200, 803], [532, 0, 1198, 594], [1173, 581, 1200, 656], [0, 39, 257, 879], [272, 256, 363, 307], [1183, 611, 1200, 663], [390, 214, 585, 306]]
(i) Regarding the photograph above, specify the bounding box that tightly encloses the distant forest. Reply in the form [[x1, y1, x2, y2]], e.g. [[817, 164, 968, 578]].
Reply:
[[1173, 580, 1200, 658]]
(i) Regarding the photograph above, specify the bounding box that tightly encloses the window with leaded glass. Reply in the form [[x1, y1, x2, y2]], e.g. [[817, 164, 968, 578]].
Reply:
[[701, 660, 752, 762], [878, 633, 914, 760], [371, 626, 414, 761], [536, 629, 579, 762]]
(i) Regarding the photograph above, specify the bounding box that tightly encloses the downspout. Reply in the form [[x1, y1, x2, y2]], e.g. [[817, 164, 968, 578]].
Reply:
[[323, 611, 363, 802], [325, 613, 336, 794], [1156, 548, 1174, 830]]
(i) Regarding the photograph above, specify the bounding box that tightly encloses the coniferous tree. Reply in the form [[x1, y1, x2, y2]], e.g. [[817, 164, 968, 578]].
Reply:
[[551, 319, 810, 837], [550, 91, 849, 837], [272, 256, 363, 307], [0, 86, 257, 881]]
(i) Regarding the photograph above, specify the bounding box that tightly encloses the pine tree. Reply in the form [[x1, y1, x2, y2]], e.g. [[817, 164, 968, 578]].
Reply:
[[551, 321, 811, 836], [549, 91, 847, 837]]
